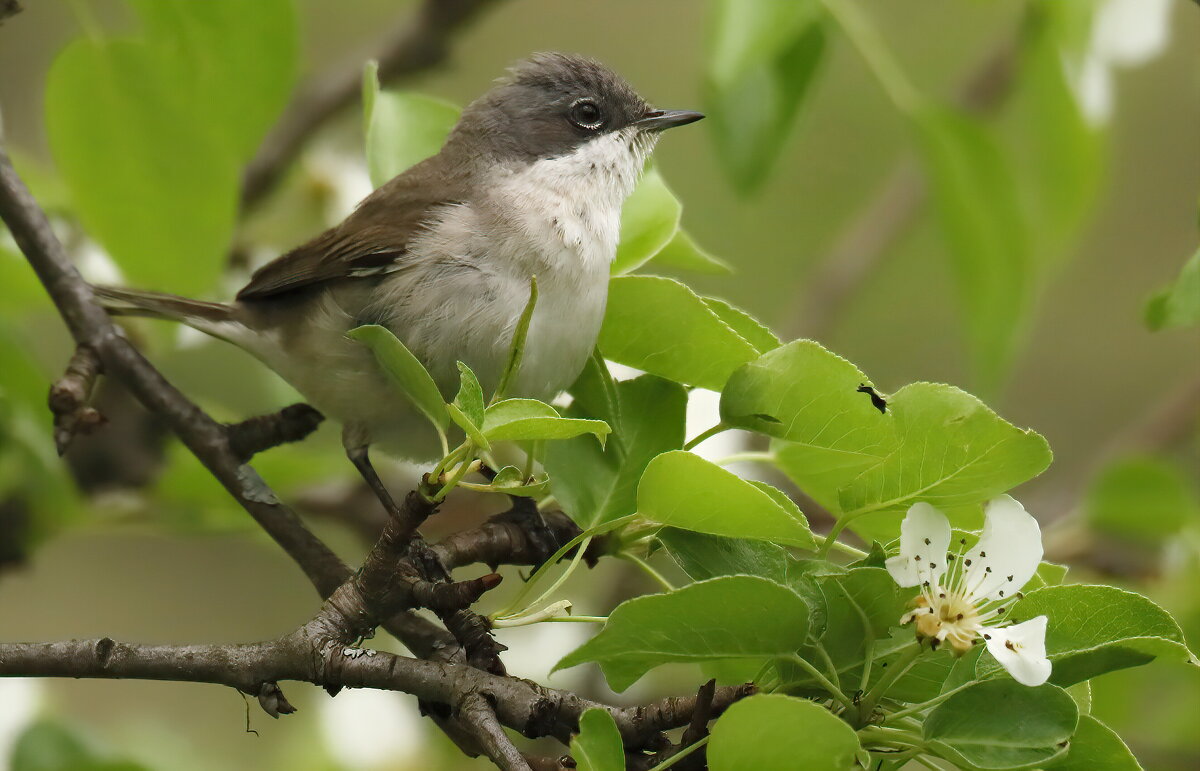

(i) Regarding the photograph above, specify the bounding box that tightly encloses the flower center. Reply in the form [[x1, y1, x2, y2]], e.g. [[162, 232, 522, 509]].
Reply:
[[909, 591, 982, 653]]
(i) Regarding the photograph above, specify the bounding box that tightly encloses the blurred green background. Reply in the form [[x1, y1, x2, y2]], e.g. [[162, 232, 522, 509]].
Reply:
[[1, 0, 1198, 769]]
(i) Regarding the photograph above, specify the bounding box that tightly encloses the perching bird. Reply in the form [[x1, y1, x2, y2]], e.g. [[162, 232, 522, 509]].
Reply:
[[95, 52, 703, 517]]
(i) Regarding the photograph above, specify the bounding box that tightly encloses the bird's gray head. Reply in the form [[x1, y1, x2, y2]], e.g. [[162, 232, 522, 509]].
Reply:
[[448, 53, 703, 166]]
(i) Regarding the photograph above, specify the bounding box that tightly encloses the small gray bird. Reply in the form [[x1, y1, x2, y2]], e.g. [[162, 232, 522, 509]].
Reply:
[[95, 52, 702, 516]]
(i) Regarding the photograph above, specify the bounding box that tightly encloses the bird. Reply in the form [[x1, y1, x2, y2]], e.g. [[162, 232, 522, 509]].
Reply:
[[93, 52, 703, 518]]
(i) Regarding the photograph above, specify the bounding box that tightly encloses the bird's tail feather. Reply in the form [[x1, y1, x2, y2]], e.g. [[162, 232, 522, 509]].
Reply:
[[92, 285, 233, 322], [91, 285, 245, 345]]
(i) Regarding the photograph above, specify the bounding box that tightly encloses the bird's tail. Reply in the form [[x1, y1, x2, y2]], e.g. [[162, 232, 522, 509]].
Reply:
[[92, 285, 242, 342]]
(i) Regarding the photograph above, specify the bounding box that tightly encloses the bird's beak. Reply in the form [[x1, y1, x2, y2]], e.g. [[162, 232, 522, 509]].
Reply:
[[636, 109, 705, 131]]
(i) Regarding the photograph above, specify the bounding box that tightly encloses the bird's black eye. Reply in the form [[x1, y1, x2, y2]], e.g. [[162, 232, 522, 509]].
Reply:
[[568, 98, 605, 130]]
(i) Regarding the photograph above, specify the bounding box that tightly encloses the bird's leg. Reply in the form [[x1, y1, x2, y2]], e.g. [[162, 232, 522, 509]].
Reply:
[[345, 442, 450, 581], [346, 443, 402, 519]]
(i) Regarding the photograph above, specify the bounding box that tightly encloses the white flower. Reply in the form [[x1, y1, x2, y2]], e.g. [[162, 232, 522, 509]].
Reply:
[[885, 496, 1052, 687]]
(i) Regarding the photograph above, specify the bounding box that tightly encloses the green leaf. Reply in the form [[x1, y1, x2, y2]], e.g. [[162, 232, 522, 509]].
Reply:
[[651, 229, 733, 275], [1146, 247, 1200, 331], [612, 166, 682, 275], [703, 297, 781, 353], [978, 585, 1196, 686], [347, 325, 449, 433], [1085, 455, 1198, 541], [638, 451, 815, 548], [446, 403, 489, 449], [1048, 715, 1144, 771], [780, 568, 908, 691], [569, 708, 624, 771], [914, 105, 1031, 391], [707, 694, 860, 771], [599, 276, 762, 390], [707, 0, 827, 193], [470, 465, 549, 498], [721, 339, 882, 443], [362, 61, 460, 187], [731, 342, 1051, 540], [481, 399, 608, 445], [924, 681, 1077, 769], [453, 362, 486, 427], [555, 575, 809, 691], [659, 528, 797, 584], [546, 375, 687, 527], [495, 276, 538, 402], [837, 382, 1053, 519], [45, 1, 296, 295]]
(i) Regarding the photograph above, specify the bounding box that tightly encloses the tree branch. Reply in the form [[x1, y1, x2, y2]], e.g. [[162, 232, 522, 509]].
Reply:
[[240, 0, 502, 211], [0, 635, 752, 752]]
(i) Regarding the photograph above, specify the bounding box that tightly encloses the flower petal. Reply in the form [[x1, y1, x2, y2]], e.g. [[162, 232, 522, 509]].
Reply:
[[961, 496, 1043, 602], [983, 616, 1052, 687], [885, 502, 951, 588]]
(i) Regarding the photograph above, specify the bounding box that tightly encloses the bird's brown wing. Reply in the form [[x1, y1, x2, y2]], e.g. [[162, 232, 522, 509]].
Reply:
[[236, 161, 465, 302]]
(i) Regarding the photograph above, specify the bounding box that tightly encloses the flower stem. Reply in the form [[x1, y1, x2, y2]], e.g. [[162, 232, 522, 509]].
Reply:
[[781, 654, 853, 710], [861, 642, 923, 710], [713, 451, 776, 467], [652, 737, 710, 771], [619, 552, 675, 592], [884, 679, 978, 724], [683, 423, 729, 451]]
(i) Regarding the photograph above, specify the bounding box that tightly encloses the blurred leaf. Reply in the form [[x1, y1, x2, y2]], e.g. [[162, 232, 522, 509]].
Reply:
[[612, 166, 682, 274], [47, 39, 237, 294], [978, 585, 1196, 686], [599, 276, 762, 390], [659, 528, 797, 584], [1012, 2, 1105, 263], [923, 681, 1077, 770], [570, 708, 624, 771], [707, 0, 827, 192], [45, 1, 297, 294], [482, 398, 608, 445], [546, 375, 686, 527], [362, 60, 460, 188], [708, 695, 860, 771], [638, 451, 815, 548], [12, 721, 151, 771], [347, 324, 449, 433], [555, 575, 809, 691], [915, 105, 1031, 392], [0, 245, 46, 313], [651, 229, 733, 275], [1145, 247, 1200, 331], [1085, 455, 1199, 542], [130, 0, 297, 160], [1048, 715, 1144, 771]]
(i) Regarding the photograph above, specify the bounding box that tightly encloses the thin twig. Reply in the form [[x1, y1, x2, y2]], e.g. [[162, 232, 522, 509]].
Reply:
[[239, 0, 502, 211]]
